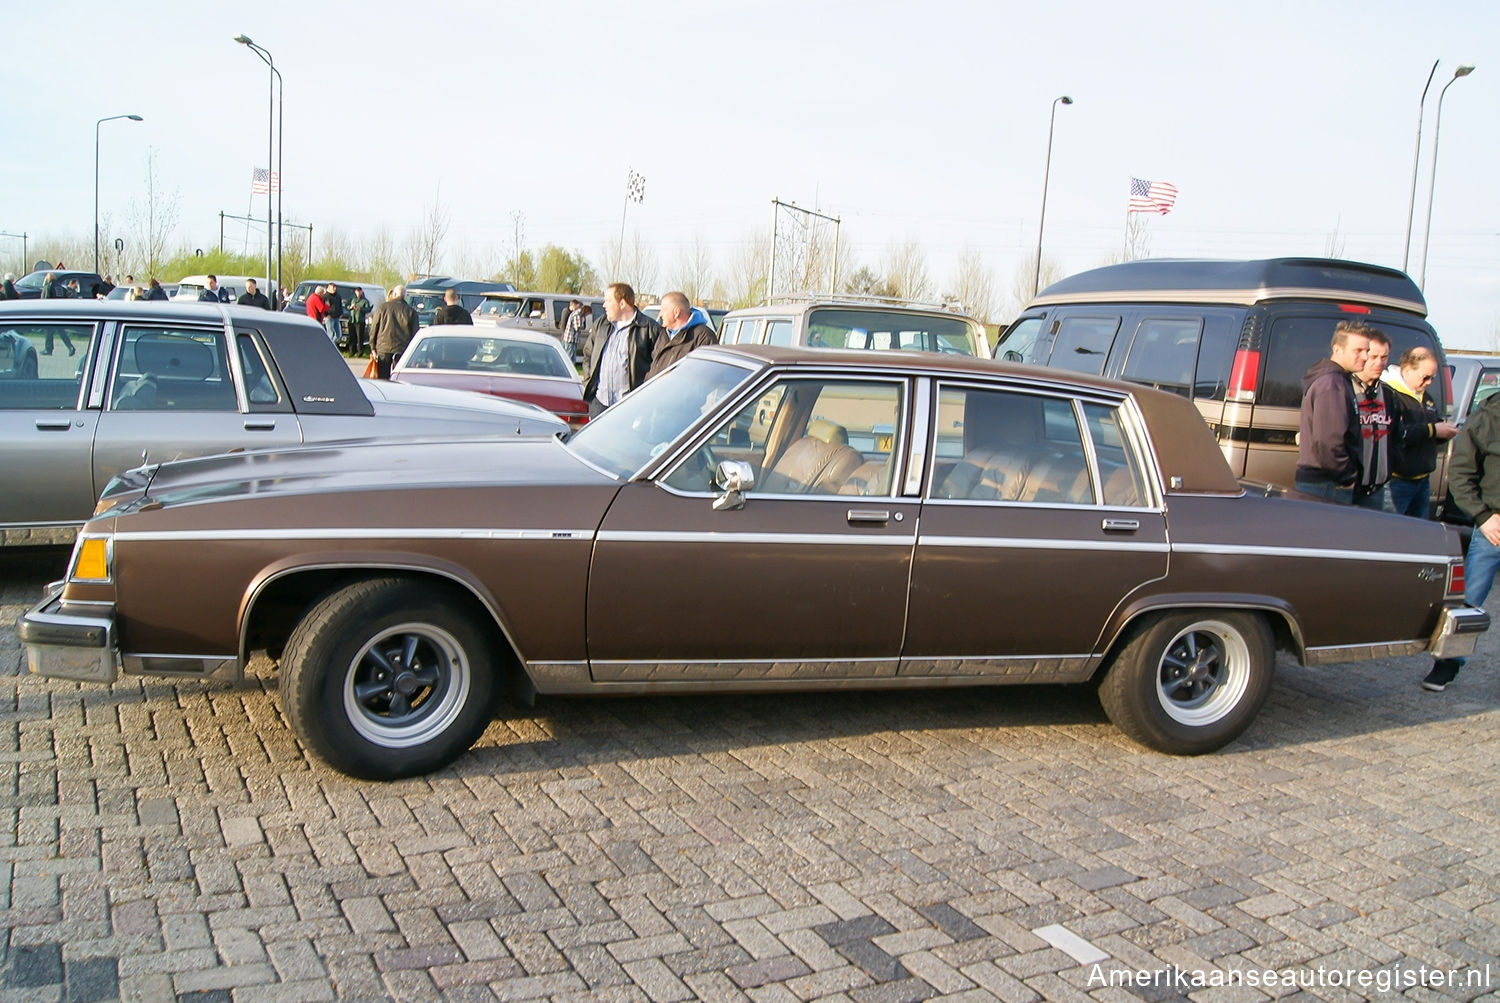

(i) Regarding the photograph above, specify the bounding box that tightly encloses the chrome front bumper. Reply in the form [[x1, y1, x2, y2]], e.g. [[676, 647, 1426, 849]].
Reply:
[[1428, 605, 1491, 659], [16, 584, 119, 683]]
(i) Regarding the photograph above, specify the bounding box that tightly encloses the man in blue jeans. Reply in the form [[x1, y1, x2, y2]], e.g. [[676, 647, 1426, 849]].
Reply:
[[1424, 390, 1500, 691]]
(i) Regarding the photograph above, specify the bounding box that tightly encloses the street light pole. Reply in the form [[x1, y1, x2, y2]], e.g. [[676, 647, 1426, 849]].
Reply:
[[94, 113, 143, 275], [1418, 64, 1475, 290], [1401, 60, 1440, 273], [234, 34, 281, 301], [1033, 95, 1073, 300]]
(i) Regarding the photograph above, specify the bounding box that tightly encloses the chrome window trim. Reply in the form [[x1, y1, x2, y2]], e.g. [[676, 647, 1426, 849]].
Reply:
[[919, 496, 1165, 514], [918, 535, 1169, 554], [1115, 397, 1165, 508], [1174, 542, 1451, 565], [85, 321, 115, 409], [220, 307, 249, 412], [106, 320, 232, 412], [904, 377, 932, 496]]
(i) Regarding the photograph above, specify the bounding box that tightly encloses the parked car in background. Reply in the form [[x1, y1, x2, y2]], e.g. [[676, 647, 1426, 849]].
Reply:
[[0, 300, 565, 535], [0, 327, 39, 378], [1446, 354, 1500, 427], [405, 277, 516, 326], [994, 257, 1449, 504], [473, 291, 605, 340], [12, 269, 109, 300], [719, 296, 989, 358], [20, 346, 1483, 779], [393, 327, 589, 431]]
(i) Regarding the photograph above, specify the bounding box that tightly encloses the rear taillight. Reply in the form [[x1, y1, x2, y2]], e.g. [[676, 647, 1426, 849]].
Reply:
[[1337, 303, 1372, 314], [1442, 365, 1454, 413], [1228, 349, 1260, 402], [1449, 560, 1466, 599], [567, 414, 589, 432]]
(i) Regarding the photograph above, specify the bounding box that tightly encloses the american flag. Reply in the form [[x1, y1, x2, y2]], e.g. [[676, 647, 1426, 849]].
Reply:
[[625, 169, 645, 204], [251, 167, 280, 195], [1128, 177, 1177, 214]]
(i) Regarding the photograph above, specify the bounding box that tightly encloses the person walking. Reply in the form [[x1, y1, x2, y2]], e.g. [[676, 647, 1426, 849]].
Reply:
[[323, 283, 346, 345], [346, 287, 373, 353], [581, 282, 663, 416], [369, 284, 419, 379], [431, 288, 473, 326], [146, 278, 169, 301], [199, 275, 231, 303], [237, 278, 272, 310], [306, 285, 329, 335], [39, 272, 76, 356], [1, 273, 17, 300]]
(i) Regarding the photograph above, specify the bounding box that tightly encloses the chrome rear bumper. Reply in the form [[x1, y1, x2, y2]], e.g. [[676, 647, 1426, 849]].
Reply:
[[1428, 605, 1490, 659]]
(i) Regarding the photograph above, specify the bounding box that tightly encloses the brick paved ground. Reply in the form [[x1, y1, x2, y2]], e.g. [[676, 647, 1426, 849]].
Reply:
[[4, 545, 1500, 1001]]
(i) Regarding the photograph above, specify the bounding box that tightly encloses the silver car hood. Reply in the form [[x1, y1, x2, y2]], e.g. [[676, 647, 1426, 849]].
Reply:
[[359, 376, 564, 430]]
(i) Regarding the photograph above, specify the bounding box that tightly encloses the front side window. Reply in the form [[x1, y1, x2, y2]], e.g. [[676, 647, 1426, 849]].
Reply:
[[111, 327, 236, 412], [996, 316, 1045, 364], [0, 324, 95, 409], [663, 377, 904, 497], [930, 386, 1093, 505]]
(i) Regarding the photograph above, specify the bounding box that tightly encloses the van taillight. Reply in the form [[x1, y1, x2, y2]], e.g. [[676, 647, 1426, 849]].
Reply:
[[1228, 349, 1260, 402], [1338, 303, 1372, 314], [1449, 560, 1466, 599], [1443, 365, 1454, 410]]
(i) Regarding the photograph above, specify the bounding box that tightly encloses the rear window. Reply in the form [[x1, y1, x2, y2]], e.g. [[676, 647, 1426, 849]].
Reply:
[[806, 308, 981, 356], [1260, 316, 1444, 409]]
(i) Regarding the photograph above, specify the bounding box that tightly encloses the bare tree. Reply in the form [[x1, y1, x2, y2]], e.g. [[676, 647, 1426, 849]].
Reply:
[[124, 148, 181, 278], [723, 231, 771, 308], [947, 245, 996, 321], [610, 231, 659, 294], [883, 239, 931, 302], [1324, 217, 1346, 259], [1007, 251, 1062, 316], [671, 233, 715, 302], [361, 226, 401, 286], [406, 187, 450, 277]]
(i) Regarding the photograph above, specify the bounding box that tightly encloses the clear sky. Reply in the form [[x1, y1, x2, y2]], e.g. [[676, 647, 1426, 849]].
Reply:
[[3, 0, 1496, 345]]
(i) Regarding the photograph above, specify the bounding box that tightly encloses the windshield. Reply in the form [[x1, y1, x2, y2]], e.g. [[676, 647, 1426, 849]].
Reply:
[[806, 308, 983, 356], [474, 298, 523, 320], [567, 355, 755, 478], [14, 273, 46, 292]]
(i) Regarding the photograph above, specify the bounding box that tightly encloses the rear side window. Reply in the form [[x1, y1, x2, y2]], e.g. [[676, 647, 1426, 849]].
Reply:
[[1260, 316, 1443, 409], [765, 319, 794, 347], [1049, 316, 1120, 375], [1122, 318, 1203, 398]]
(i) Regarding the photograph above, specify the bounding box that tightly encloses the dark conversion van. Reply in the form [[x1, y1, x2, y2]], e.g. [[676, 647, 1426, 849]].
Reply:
[[404, 277, 516, 326], [995, 257, 1449, 499]]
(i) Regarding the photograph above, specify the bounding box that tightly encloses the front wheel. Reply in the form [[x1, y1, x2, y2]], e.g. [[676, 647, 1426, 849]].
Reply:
[[1098, 611, 1274, 755], [279, 577, 503, 779]]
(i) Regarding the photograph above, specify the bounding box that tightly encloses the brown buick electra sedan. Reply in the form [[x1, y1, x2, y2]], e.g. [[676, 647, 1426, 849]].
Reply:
[[20, 346, 1488, 779]]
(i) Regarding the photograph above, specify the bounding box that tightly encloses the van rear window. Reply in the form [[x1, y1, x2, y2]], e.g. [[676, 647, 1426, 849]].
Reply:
[[1261, 316, 1443, 409]]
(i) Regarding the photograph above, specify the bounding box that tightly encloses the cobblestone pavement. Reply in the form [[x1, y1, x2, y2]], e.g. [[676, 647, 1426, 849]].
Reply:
[[4, 546, 1500, 1002]]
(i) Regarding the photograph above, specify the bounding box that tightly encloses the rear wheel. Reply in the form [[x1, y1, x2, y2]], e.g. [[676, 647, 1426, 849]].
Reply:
[[1098, 611, 1274, 755], [279, 577, 503, 779]]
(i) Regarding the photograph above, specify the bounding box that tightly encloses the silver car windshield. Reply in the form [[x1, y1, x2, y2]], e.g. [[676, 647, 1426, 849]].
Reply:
[[566, 356, 754, 479]]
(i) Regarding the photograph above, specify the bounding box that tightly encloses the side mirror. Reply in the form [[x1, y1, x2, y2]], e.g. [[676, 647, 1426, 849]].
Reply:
[[712, 459, 755, 511], [1002, 350, 1023, 362]]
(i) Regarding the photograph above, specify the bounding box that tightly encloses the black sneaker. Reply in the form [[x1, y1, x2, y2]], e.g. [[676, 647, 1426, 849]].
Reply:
[[1422, 660, 1462, 692]]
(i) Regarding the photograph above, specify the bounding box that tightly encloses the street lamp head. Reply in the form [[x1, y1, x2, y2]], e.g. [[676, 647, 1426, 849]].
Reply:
[[126, 115, 142, 122], [233, 33, 253, 45], [1059, 96, 1074, 105], [1454, 64, 1476, 79]]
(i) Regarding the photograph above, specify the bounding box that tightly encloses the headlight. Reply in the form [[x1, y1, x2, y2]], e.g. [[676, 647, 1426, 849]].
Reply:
[[69, 535, 113, 583]]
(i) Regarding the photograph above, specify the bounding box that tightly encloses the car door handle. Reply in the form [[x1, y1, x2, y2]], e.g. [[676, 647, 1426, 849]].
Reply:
[[243, 420, 277, 431], [1102, 518, 1140, 532], [34, 419, 73, 431], [847, 509, 890, 524]]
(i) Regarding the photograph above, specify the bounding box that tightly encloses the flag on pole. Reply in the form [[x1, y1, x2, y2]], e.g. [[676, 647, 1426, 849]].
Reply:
[[625, 169, 645, 204], [251, 167, 280, 195], [1128, 177, 1177, 214]]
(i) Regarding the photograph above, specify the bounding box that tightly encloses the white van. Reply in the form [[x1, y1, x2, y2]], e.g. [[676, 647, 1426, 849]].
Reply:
[[172, 275, 274, 304]]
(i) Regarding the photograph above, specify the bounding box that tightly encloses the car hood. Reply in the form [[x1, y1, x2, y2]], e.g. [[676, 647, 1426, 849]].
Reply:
[[99, 435, 615, 517], [359, 376, 566, 432]]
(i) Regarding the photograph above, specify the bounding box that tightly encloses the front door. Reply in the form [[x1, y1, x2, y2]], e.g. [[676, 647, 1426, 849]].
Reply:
[[586, 375, 916, 682]]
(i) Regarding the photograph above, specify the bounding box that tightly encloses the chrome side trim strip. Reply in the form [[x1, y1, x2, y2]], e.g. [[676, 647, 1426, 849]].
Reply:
[[900, 655, 1095, 682], [596, 530, 915, 546], [113, 527, 596, 543], [1175, 542, 1449, 565], [591, 658, 901, 682], [1302, 640, 1427, 666], [919, 535, 1169, 553]]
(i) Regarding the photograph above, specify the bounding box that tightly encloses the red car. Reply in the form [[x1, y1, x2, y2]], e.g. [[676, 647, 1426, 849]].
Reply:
[[392, 328, 588, 430]]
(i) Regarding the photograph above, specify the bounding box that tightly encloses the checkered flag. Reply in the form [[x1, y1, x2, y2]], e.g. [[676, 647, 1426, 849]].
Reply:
[[625, 169, 645, 204]]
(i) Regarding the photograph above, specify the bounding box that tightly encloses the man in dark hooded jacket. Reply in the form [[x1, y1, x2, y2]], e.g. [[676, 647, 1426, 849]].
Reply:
[[1293, 320, 1373, 505]]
